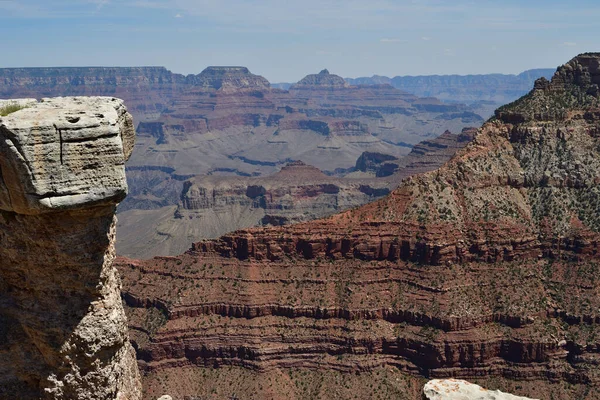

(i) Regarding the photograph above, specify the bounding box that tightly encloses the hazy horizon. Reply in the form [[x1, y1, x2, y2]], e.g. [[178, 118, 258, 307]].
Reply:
[[0, 64, 557, 83], [1, 0, 597, 82]]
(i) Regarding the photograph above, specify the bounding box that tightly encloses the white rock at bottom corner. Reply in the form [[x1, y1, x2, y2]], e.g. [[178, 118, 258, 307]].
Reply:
[[423, 379, 538, 400], [157, 396, 172, 400]]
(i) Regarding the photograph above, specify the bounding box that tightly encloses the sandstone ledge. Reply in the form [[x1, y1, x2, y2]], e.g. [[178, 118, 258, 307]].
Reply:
[[0, 97, 134, 215]]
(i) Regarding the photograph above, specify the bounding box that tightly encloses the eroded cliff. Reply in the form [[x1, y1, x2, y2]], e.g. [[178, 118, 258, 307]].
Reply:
[[0, 97, 141, 399]]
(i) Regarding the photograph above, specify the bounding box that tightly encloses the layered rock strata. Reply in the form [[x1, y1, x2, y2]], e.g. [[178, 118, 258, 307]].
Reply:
[[346, 68, 556, 106], [117, 54, 600, 399], [0, 97, 141, 399], [350, 128, 477, 180], [116, 161, 392, 259], [178, 160, 391, 226], [122, 67, 482, 212], [116, 127, 476, 260]]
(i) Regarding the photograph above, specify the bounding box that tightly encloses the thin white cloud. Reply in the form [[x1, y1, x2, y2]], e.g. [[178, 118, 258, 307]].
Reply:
[[561, 41, 577, 47], [443, 48, 455, 56], [129, 0, 171, 9], [380, 38, 407, 43], [421, 36, 431, 41], [89, 0, 109, 10], [175, 13, 182, 17]]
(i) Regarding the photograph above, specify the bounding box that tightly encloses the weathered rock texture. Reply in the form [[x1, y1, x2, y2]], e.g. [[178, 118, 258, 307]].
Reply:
[[117, 54, 600, 399], [423, 379, 536, 400], [0, 97, 141, 399]]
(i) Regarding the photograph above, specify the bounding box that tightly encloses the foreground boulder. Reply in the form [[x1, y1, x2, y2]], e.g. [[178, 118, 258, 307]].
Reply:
[[0, 97, 141, 399], [423, 379, 537, 400]]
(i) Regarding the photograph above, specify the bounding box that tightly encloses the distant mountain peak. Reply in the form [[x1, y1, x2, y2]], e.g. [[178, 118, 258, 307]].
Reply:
[[292, 69, 349, 89]]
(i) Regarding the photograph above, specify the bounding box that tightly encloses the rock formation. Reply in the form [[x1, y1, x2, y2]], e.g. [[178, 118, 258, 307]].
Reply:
[[117, 54, 600, 399], [116, 129, 477, 259], [0, 66, 485, 258], [111, 66, 484, 258], [291, 69, 350, 89], [0, 97, 141, 399], [350, 128, 477, 179], [423, 380, 536, 400], [121, 68, 482, 215], [0, 67, 189, 122], [196, 66, 270, 91], [116, 160, 392, 259]]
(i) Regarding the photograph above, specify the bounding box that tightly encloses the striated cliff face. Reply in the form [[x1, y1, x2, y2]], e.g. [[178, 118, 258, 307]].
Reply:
[[0, 66, 271, 123], [351, 128, 477, 179], [179, 160, 390, 223], [0, 65, 485, 241], [117, 54, 600, 399], [117, 67, 484, 260], [0, 97, 141, 399], [0, 67, 188, 122]]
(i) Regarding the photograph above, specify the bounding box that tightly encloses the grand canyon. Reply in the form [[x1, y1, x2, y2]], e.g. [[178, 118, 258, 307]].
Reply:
[[1, 50, 599, 400], [107, 53, 600, 400], [0, 64, 545, 260]]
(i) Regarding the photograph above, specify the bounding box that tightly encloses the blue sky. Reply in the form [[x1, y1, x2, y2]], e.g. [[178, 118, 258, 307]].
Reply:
[[0, 0, 597, 82]]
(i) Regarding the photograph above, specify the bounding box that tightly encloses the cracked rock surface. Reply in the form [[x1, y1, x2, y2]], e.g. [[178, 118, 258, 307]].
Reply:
[[0, 97, 141, 399]]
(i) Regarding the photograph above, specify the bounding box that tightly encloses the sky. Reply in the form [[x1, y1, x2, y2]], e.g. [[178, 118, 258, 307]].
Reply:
[[0, 0, 598, 82]]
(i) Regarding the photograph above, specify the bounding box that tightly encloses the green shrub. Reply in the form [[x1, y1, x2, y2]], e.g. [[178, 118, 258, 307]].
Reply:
[[0, 102, 27, 116]]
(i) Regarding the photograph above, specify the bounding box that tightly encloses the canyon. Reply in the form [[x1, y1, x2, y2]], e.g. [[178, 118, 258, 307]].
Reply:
[[2, 65, 550, 260], [116, 128, 476, 259], [0, 97, 141, 399], [116, 53, 600, 399], [120, 67, 483, 212]]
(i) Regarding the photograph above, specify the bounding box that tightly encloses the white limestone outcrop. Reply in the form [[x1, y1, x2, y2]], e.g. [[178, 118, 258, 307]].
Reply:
[[423, 379, 538, 400]]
